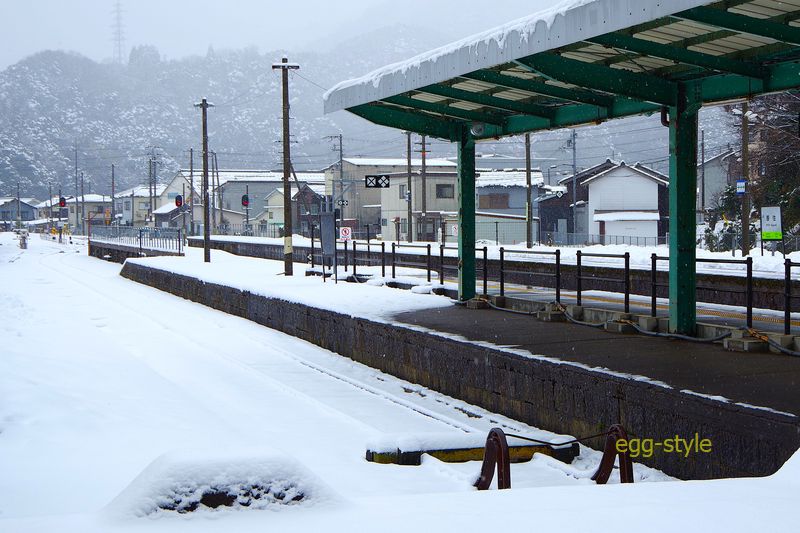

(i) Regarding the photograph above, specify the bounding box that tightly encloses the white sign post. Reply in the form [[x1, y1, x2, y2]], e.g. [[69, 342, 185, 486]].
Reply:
[[760, 206, 783, 256]]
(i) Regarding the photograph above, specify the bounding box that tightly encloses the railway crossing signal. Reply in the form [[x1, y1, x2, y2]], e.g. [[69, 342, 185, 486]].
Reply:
[[58, 196, 66, 208], [365, 174, 390, 188], [241, 194, 250, 207], [175, 194, 183, 207]]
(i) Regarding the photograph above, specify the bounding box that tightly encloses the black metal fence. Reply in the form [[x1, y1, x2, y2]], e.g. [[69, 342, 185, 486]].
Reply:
[[90, 226, 183, 254]]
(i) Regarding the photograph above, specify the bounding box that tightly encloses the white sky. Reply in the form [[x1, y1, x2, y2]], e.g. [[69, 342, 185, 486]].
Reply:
[[1, 0, 556, 69]]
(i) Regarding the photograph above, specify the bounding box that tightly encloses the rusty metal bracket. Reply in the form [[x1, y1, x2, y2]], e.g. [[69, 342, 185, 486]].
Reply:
[[591, 424, 634, 484], [474, 428, 511, 490]]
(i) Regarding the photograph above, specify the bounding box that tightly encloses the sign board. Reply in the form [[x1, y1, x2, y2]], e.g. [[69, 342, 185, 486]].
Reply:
[[556, 191, 564, 198], [736, 180, 747, 196], [337, 199, 348, 206], [365, 174, 390, 188], [451, 224, 459, 237], [761, 206, 783, 241], [339, 226, 352, 240], [319, 212, 336, 258]]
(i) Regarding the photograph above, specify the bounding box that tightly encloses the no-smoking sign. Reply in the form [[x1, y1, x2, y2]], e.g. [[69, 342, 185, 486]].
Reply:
[[339, 227, 352, 240]]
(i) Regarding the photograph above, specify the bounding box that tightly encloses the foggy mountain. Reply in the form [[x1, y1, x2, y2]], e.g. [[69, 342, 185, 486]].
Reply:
[[0, 24, 738, 199]]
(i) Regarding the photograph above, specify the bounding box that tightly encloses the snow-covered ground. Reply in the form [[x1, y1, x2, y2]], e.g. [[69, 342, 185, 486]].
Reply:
[[2, 232, 798, 532], [191, 235, 800, 280]]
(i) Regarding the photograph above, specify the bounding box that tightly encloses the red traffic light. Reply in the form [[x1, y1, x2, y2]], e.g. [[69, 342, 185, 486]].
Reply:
[[241, 194, 250, 207], [58, 196, 66, 208], [175, 194, 183, 207]]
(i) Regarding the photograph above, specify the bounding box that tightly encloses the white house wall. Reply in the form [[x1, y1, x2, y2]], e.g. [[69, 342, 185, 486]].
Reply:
[[587, 167, 659, 237]]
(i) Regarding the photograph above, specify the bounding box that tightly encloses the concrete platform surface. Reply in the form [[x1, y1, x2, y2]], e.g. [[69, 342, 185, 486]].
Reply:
[[393, 306, 800, 415]]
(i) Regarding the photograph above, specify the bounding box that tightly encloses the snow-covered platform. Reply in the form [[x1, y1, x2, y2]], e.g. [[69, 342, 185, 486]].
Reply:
[[118, 246, 800, 481]]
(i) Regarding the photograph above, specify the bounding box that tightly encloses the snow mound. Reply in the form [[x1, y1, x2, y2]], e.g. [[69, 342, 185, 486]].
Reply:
[[771, 447, 800, 484], [105, 448, 335, 518]]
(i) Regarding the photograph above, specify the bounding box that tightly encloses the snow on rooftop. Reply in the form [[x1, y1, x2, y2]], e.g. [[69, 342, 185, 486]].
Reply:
[[178, 169, 326, 185], [593, 211, 660, 222], [343, 157, 456, 167], [476, 169, 544, 188]]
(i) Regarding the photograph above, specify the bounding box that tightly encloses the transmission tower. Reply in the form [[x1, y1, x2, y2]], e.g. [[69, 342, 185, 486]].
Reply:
[[112, 1, 125, 64]]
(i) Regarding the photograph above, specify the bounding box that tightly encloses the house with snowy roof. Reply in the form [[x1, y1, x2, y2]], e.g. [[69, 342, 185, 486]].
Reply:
[[538, 160, 669, 245]]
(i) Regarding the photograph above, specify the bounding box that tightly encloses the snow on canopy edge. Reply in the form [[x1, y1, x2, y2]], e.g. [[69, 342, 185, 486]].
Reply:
[[323, 0, 712, 113]]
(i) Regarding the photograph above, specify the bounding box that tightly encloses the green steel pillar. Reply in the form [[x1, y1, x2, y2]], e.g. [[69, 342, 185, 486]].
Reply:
[[668, 82, 701, 334], [457, 127, 476, 301]]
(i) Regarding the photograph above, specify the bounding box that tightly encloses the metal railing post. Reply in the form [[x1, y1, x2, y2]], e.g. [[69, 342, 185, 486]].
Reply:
[[352, 241, 357, 277], [624, 251, 630, 314], [426, 243, 431, 283], [651, 253, 657, 318], [310, 225, 316, 268], [499, 247, 505, 296], [555, 249, 561, 304], [391, 242, 396, 279], [381, 242, 386, 278], [483, 246, 488, 296], [576, 250, 582, 306], [439, 244, 444, 285], [746, 256, 753, 328], [344, 239, 349, 272], [138, 228, 143, 255], [785, 259, 792, 336]]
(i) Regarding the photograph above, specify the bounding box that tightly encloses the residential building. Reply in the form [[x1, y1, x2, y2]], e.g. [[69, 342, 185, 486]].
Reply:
[[327, 157, 457, 232], [538, 160, 669, 245], [0, 197, 38, 228], [256, 183, 325, 236], [32, 194, 111, 230], [697, 149, 737, 222], [115, 185, 167, 226]]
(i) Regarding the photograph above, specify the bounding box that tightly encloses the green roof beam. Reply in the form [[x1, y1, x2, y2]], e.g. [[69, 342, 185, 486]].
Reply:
[[699, 60, 800, 103], [516, 53, 676, 106], [676, 6, 800, 46], [589, 33, 768, 79], [383, 95, 507, 126], [349, 103, 456, 140], [461, 70, 615, 107], [419, 83, 555, 121]]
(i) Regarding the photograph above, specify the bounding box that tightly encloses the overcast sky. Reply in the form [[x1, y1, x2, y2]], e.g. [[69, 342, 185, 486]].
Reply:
[[1, 0, 557, 70]]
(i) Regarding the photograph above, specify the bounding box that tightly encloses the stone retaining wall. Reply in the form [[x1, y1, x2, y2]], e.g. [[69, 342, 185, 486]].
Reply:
[[121, 260, 800, 481]]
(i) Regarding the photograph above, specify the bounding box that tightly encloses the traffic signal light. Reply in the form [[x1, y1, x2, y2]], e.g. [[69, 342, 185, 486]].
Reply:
[[241, 194, 250, 207], [58, 196, 66, 208], [175, 194, 183, 207], [404, 191, 411, 203]]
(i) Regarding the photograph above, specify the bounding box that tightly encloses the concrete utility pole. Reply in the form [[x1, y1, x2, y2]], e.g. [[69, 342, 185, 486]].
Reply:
[[571, 129, 577, 241], [525, 133, 533, 248], [111, 164, 116, 223], [245, 184, 250, 226], [406, 131, 412, 243], [700, 130, 705, 219], [16, 181, 21, 228], [194, 98, 213, 263], [148, 158, 153, 224], [80, 172, 85, 234], [189, 148, 194, 234], [74, 142, 79, 231], [273, 56, 299, 276], [741, 101, 751, 255], [48, 182, 53, 227]]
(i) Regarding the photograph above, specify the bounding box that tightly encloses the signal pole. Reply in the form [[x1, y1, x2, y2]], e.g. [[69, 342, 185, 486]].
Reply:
[[406, 131, 412, 243], [80, 172, 85, 234], [111, 164, 116, 221], [741, 101, 750, 255], [273, 56, 300, 276], [189, 148, 194, 234], [74, 142, 79, 231], [194, 98, 213, 263], [570, 129, 577, 241]]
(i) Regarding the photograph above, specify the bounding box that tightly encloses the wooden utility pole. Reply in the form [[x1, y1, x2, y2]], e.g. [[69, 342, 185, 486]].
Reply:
[[194, 98, 213, 263], [525, 133, 533, 248], [406, 131, 412, 243], [741, 102, 750, 255], [700, 130, 705, 219], [272, 56, 299, 276], [148, 158, 153, 224], [48, 182, 53, 227]]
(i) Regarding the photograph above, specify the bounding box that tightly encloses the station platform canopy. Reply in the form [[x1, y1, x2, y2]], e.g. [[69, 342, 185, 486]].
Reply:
[[324, 0, 800, 334]]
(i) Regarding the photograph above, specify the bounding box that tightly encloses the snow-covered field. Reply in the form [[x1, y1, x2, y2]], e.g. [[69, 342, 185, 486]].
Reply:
[[1, 232, 798, 532]]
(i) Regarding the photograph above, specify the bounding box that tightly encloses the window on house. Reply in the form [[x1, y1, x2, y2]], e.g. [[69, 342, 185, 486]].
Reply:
[[478, 193, 509, 209], [124, 201, 131, 211], [436, 184, 454, 199], [268, 212, 273, 219], [381, 218, 387, 227], [139, 202, 149, 210], [311, 204, 319, 214], [399, 184, 406, 199], [70, 206, 74, 214], [167, 192, 178, 200], [95, 206, 103, 213]]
